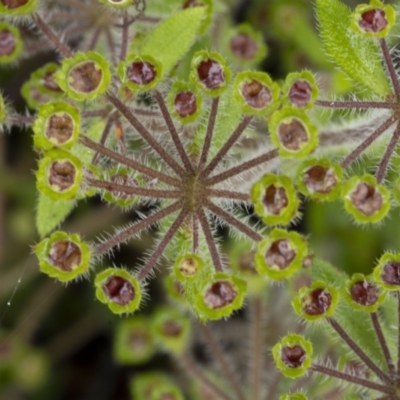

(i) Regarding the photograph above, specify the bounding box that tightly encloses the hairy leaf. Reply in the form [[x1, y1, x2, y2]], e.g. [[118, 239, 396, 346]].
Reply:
[[141, 7, 206, 76], [316, 0, 391, 96]]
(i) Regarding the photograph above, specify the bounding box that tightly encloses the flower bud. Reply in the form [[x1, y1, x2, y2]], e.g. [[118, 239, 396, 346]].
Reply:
[[173, 254, 204, 282], [35, 231, 91, 282], [95, 268, 142, 314], [282, 71, 318, 109], [31, 63, 63, 98], [251, 174, 299, 226], [373, 252, 400, 291], [0, 22, 22, 64], [130, 373, 172, 400], [0, 0, 37, 15], [272, 334, 313, 379], [55, 52, 111, 101]]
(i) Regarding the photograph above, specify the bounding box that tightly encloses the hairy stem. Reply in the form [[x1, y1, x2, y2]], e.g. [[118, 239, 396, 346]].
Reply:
[[93, 201, 182, 256], [206, 149, 279, 186], [376, 121, 400, 184], [193, 214, 199, 254], [138, 207, 188, 280], [202, 115, 253, 177], [380, 38, 400, 100], [208, 189, 249, 202], [328, 318, 391, 385], [315, 100, 397, 109], [91, 115, 115, 164], [197, 208, 223, 272], [205, 201, 262, 242], [120, 12, 129, 61], [340, 114, 398, 169], [80, 134, 182, 187], [154, 91, 193, 172]]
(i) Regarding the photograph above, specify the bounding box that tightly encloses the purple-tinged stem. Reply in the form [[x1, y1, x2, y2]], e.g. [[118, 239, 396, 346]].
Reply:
[[86, 178, 182, 199], [120, 12, 129, 61], [328, 318, 391, 385], [251, 296, 264, 400], [33, 14, 73, 58], [92, 116, 115, 164], [380, 38, 400, 100], [376, 121, 400, 184], [198, 323, 247, 400], [80, 134, 182, 187], [205, 201, 262, 242], [181, 355, 235, 400], [154, 91, 193, 172], [264, 370, 282, 400], [197, 208, 224, 272], [138, 207, 188, 280], [7, 116, 35, 125], [206, 149, 279, 186], [208, 189, 249, 202], [371, 312, 395, 376], [315, 100, 397, 109], [340, 114, 398, 169], [105, 27, 117, 67], [82, 109, 112, 118], [192, 214, 199, 253], [94, 201, 183, 256], [202, 115, 253, 177], [85, 27, 101, 52], [106, 92, 186, 177], [312, 364, 393, 394], [199, 97, 220, 171]]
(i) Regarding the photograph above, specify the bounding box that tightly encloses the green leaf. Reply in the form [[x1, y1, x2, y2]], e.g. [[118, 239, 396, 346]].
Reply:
[[316, 0, 391, 96], [36, 195, 75, 238], [141, 7, 206, 76]]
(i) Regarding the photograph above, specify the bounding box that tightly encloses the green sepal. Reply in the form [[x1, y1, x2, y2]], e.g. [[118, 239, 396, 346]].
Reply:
[[118, 54, 163, 92], [233, 71, 280, 116], [255, 229, 307, 281], [33, 102, 80, 151], [55, 51, 111, 101], [342, 174, 391, 224], [296, 158, 343, 201], [281, 71, 318, 109], [227, 23, 267, 65], [272, 333, 313, 379], [98, 0, 134, 8], [351, 0, 396, 38], [373, 252, 400, 291], [35, 231, 92, 282], [130, 373, 172, 400], [164, 275, 188, 306], [151, 307, 191, 354], [150, 384, 184, 400], [140, 6, 207, 75], [0, 22, 23, 64], [190, 51, 232, 97], [31, 63, 63, 98], [167, 81, 203, 124], [269, 107, 318, 158], [0, 0, 36, 15], [292, 281, 339, 321], [21, 77, 51, 110], [181, 0, 213, 35], [95, 268, 142, 314], [36, 149, 83, 200], [114, 317, 156, 365], [194, 273, 247, 321], [0, 94, 5, 123], [280, 394, 308, 400], [316, 0, 391, 96], [251, 174, 299, 226], [173, 253, 204, 282], [342, 273, 386, 312]]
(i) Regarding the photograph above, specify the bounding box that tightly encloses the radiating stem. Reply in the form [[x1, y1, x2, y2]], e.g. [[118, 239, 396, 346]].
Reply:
[[328, 318, 391, 384], [198, 323, 247, 400], [120, 12, 129, 61], [154, 91, 193, 172], [80, 134, 182, 187], [197, 208, 223, 272], [138, 208, 188, 280], [205, 201, 262, 242], [315, 100, 397, 109], [93, 201, 182, 256], [340, 115, 397, 169], [193, 214, 199, 253], [370, 312, 395, 375], [208, 189, 249, 202], [380, 38, 400, 100], [312, 364, 392, 394], [85, 27, 101, 52], [199, 97, 220, 170], [91, 115, 115, 164], [86, 178, 182, 199], [202, 115, 253, 177], [376, 121, 400, 184], [33, 13, 73, 58], [251, 296, 264, 400], [206, 149, 279, 186], [105, 27, 117, 67], [106, 92, 186, 177]]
